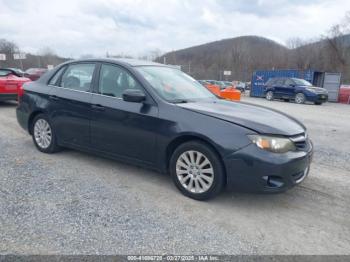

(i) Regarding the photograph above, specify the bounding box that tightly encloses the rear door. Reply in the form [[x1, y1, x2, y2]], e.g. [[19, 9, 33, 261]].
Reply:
[[49, 63, 97, 147], [90, 63, 158, 164], [272, 78, 286, 98]]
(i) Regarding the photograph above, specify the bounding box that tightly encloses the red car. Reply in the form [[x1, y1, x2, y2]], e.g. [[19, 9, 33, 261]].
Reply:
[[25, 68, 48, 81], [0, 69, 31, 101]]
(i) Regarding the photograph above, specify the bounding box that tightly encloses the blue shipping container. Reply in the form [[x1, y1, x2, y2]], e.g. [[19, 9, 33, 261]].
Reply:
[[250, 69, 315, 97]]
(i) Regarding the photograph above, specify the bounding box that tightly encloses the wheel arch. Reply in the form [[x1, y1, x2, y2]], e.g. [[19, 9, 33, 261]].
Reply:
[[165, 134, 227, 185], [294, 92, 306, 102], [28, 110, 46, 134]]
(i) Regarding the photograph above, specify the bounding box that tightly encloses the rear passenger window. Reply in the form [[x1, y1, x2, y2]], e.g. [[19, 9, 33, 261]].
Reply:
[[48, 66, 66, 86], [98, 64, 143, 98], [265, 78, 275, 86], [60, 63, 95, 92], [274, 78, 285, 86]]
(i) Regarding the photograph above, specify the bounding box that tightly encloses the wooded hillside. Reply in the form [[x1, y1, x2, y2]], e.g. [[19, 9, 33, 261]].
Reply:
[[157, 34, 350, 83]]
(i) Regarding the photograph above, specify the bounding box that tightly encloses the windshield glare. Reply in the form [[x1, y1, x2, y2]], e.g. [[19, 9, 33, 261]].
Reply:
[[292, 78, 312, 86], [136, 66, 216, 102]]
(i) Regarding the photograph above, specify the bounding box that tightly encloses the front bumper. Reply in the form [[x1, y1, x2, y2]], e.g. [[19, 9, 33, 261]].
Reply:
[[224, 140, 313, 193], [306, 93, 328, 103]]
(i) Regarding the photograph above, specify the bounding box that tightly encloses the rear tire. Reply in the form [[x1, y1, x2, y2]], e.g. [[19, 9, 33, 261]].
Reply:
[[295, 93, 306, 104], [31, 114, 60, 153], [314, 102, 322, 105], [266, 91, 274, 101], [169, 141, 225, 200]]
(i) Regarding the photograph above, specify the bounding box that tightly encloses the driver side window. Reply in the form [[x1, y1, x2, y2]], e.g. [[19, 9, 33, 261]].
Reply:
[[274, 78, 285, 86], [98, 64, 142, 98]]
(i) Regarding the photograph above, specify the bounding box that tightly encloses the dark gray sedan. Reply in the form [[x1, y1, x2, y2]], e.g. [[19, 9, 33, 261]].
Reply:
[[16, 59, 313, 200]]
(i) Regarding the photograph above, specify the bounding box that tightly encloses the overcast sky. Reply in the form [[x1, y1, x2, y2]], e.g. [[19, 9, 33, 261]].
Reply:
[[0, 0, 349, 58]]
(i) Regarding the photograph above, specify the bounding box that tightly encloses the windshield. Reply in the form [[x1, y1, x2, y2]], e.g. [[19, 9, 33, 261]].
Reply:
[[7, 68, 24, 74], [214, 81, 225, 87], [136, 66, 216, 102], [292, 78, 312, 86]]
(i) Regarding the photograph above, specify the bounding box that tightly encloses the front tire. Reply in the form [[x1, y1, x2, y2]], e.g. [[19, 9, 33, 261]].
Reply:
[[315, 102, 322, 105], [266, 91, 274, 101], [31, 114, 60, 153], [295, 93, 306, 104], [169, 141, 225, 200]]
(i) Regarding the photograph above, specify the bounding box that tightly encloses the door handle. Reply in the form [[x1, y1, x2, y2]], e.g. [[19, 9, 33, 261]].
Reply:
[[49, 95, 60, 101], [91, 104, 105, 111]]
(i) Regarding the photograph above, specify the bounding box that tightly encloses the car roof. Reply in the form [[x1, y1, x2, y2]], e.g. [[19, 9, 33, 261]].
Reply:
[[66, 58, 165, 67]]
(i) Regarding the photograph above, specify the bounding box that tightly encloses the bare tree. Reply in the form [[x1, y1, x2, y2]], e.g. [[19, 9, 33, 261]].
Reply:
[[0, 39, 19, 68]]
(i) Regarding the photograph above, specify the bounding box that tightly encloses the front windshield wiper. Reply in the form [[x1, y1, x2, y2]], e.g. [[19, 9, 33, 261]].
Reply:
[[171, 99, 189, 104]]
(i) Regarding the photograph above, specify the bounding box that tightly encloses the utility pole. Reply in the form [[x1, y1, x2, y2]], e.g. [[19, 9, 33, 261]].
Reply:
[[163, 56, 167, 64], [19, 58, 23, 70], [188, 61, 191, 74]]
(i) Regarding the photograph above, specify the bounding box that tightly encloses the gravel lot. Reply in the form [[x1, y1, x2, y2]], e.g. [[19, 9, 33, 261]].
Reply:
[[0, 97, 349, 255]]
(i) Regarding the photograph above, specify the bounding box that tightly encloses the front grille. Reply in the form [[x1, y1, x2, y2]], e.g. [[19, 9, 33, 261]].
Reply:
[[317, 94, 328, 100], [290, 133, 307, 150]]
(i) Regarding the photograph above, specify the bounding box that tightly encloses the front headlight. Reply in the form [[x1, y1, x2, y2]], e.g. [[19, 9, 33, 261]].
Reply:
[[248, 135, 296, 153]]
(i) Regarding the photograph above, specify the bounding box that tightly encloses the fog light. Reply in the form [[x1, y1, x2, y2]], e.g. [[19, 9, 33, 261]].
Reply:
[[262, 175, 284, 188]]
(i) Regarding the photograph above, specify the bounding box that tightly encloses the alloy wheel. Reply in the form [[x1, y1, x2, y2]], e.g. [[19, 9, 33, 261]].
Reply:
[[176, 150, 214, 194], [266, 91, 274, 101], [34, 119, 52, 149], [295, 93, 305, 104]]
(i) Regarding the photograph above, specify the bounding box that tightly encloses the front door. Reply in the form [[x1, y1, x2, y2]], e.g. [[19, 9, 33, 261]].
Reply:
[[282, 78, 296, 99], [90, 63, 158, 164], [272, 78, 286, 98]]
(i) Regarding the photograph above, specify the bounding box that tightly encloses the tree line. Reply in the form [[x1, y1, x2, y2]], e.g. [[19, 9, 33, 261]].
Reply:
[[158, 12, 350, 84], [0, 40, 69, 70], [1, 12, 349, 83]]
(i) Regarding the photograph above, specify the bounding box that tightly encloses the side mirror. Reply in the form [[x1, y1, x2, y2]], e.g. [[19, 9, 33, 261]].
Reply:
[[122, 89, 146, 103], [289, 84, 295, 87]]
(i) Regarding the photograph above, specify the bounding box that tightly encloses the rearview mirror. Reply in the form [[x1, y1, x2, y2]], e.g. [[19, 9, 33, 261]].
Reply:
[[122, 89, 146, 103]]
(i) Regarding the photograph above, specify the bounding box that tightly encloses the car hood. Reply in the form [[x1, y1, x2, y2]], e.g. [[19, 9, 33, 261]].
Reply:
[[307, 86, 328, 93], [177, 100, 305, 136]]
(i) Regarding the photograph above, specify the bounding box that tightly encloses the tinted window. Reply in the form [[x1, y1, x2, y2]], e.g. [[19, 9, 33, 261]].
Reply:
[[98, 64, 143, 98], [277, 78, 287, 86], [284, 78, 295, 86], [48, 66, 66, 86], [292, 78, 312, 86], [265, 78, 276, 86], [60, 63, 95, 92]]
